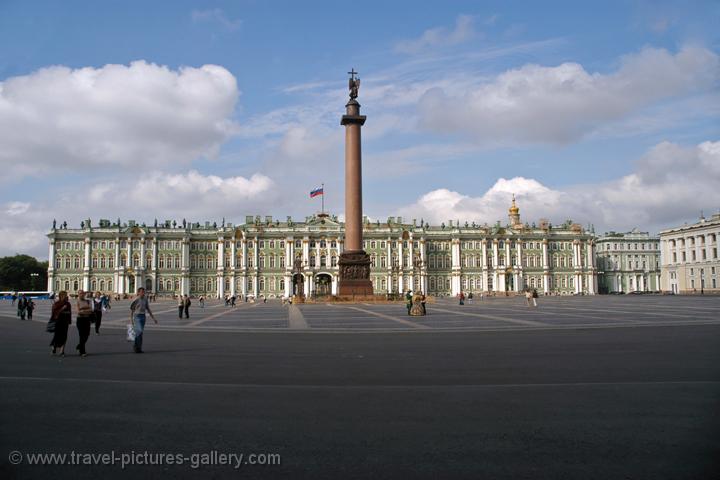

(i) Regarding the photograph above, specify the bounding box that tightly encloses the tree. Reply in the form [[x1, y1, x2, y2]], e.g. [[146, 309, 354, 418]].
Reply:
[[0, 255, 48, 291]]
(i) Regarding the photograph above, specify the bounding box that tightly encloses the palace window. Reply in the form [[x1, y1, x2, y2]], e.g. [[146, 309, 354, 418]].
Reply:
[[92, 257, 98, 268], [280, 256, 286, 268], [295, 240, 301, 248], [74, 257, 80, 269]]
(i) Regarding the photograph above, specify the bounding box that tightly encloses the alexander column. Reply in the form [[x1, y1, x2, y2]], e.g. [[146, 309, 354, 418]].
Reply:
[[338, 69, 373, 296]]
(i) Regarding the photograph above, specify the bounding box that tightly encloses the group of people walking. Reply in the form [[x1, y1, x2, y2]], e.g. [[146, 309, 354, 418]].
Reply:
[[46, 289, 157, 356], [177, 295, 191, 318], [48, 291, 109, 357], [15, 293, 35, 320]]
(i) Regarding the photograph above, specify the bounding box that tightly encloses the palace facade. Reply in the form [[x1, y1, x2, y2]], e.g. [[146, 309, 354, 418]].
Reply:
[[47, 200, 599, 297], [660, 213, 720, 294], [595, 230, 661, 293]]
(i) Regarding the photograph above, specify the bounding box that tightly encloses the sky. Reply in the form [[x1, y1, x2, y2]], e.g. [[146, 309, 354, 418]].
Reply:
[[0, 0, 719, 259]]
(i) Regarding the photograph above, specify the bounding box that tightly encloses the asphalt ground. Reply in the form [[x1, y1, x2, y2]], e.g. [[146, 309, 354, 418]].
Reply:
[[1, 295, 719, 479]]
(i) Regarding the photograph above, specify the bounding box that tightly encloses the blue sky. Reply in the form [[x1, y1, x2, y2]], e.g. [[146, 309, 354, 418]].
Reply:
[[0, 0, 718, 258]]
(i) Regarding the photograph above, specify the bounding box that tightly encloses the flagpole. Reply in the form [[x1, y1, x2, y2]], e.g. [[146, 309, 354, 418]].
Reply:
[[321, 183, 324, 214]]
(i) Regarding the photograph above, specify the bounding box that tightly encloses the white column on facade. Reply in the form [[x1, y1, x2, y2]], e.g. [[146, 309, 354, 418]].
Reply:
[[451, 238, 461, 295], [302, 238, 310, 266], [240, 238, 247, 298], [114, 237, 121, 294], [254, 236, 259, 298], [83, 237, 91, 291], [47, 239, 56, 291], [138, 238, 146, 293], [408, 236, 415, 291], [542, 239, 550, 294], [331, 274, 338, 295], [180, 237, 190, 296], [419, 238, 427, 294], [139, 238, 146, 269], [230, 239, 237, 297], [397, 238, 404, 293], [515, 241, 523, 291], [481, 239, 488, 292], [492, 240, 500, 292], [217, 238, 225, 299], [304, 273, 312, 298], [386, 237, 392, 294]]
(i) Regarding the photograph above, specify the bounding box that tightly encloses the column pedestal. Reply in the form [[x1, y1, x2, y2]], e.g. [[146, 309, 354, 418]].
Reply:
[[338, 250, 373, 296]]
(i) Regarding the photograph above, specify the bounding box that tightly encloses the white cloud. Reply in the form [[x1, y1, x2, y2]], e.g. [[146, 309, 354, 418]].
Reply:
[[83, 170, 274, 218], [5, 202, 30, 216], [418, 45, 719, 144], [395, 15, 476, 55], [398, 140, 720, 232], [0, 61, 239, 176], [191, 9, 242, 31]]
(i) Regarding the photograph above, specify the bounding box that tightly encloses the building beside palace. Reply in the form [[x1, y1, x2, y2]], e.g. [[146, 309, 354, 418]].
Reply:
[[595, 229, 661, 293], [659, 213, 720, 294], [46, 199, 598, 298]]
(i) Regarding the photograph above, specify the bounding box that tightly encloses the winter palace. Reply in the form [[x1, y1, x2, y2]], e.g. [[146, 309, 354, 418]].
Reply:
[[47, 199, 600, 298]]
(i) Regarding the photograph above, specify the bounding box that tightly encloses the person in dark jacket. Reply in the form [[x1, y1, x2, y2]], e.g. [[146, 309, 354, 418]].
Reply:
[[27, 298, 35, 320], [183, 295, 191, 318], [92, 291, 103, 334], [75, 290, 93, 357], [17, 294, 28, 320], [50, 291, 72, 356]]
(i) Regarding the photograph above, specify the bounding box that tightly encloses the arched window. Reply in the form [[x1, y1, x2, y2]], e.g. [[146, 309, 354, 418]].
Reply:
[[175, 256, 181, 269], [320, 255, 326, 267], [73, 280, 79, 291], [91, 280, 97, 291], [74, 257, 80, 269], [280, 278, 285, 291], [64, 280, 70, 291], [99, 280, 105, 291], [109, 257, 114, 269], [259, 277, 265, 291], [108, 280, 113, 291]]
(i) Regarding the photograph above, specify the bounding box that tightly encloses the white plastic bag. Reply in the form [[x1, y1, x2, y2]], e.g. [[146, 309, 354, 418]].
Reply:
[[126, 324, 136, 342]]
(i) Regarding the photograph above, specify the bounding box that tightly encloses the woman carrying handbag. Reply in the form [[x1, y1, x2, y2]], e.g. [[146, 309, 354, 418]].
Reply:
[[49, 291, 72, 356]]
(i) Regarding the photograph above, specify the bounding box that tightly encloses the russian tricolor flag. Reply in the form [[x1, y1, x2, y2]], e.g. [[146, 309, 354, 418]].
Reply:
[[310, 187, 324, 198]]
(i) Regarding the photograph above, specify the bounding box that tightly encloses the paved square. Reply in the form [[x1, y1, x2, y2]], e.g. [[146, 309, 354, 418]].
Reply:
[[1, 296, 719, 479]]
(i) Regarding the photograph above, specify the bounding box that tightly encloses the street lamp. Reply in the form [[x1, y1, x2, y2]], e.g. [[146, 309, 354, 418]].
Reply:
[[30, 272, 40, 291], [389, 260, 400, 299], [412, 257, 425, 294]]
